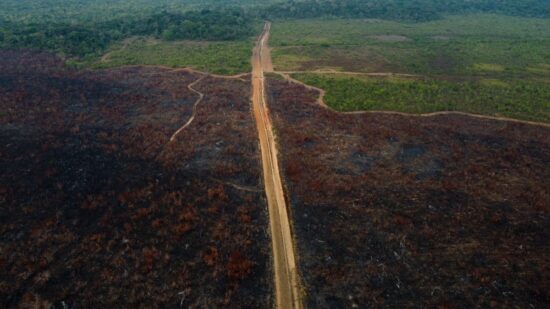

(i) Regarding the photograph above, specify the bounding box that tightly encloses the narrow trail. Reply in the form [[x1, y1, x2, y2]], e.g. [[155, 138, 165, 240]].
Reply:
[[252, 23, 303, 309], [153, 67, 249, 159], [169, 76, 206, 142], [276, 72, 550, 128]]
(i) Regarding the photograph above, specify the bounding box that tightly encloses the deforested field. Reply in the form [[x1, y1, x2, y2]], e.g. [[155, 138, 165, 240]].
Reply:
[[266, 76, 550, 308], [0, 51, 272, 307]]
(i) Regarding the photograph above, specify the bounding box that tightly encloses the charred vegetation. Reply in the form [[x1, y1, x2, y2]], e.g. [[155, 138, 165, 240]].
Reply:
[[0, 51, 272, 307], [266, 76, 550, 308]]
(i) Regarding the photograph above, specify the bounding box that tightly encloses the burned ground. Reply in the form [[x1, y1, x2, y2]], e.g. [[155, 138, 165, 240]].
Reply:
[[0, 51, 272, 308], [266, 77, 550, 308]]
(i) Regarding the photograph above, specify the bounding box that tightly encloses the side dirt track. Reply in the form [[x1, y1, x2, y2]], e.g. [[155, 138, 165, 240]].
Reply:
[[266, 75, 550, 308], [0, 51, 273, 307]]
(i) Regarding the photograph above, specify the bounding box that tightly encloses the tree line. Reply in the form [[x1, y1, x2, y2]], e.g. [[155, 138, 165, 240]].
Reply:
[[261, 0, 550, 21], [0, 9, 254, 58], [1, 0, 548, 59]]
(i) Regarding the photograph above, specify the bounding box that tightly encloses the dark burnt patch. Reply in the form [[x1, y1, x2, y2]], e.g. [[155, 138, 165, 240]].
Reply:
[[267, 76, 550, 308], [0, 51, 272, 308]]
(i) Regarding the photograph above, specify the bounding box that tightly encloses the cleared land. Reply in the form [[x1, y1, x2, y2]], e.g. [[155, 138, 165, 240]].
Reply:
[[0, 51, 272, 307], [266, 76, 550, 308]]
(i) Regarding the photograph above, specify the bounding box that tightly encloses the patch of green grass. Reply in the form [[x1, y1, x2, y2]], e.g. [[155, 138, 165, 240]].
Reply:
[[270, 50, 314, 71], [78, 38, 253, 75], [271, 15, 550, 77], [472, 63, 506, 72], [528, 64, 550, 75], [479, 78, 510, 87], [293, 73, 550, 123]]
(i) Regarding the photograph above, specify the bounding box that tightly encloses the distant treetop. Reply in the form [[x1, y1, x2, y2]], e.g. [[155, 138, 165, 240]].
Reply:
[[262, 0, 550, 21]]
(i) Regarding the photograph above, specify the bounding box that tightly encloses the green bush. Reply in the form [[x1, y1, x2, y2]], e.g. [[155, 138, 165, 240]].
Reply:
[[0, 9, 255, 58], [294, 73, 550, 122]]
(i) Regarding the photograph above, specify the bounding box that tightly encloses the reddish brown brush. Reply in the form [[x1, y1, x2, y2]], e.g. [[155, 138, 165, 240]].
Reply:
[[0, 52, 272, 308], [266, 76, 550, 308]]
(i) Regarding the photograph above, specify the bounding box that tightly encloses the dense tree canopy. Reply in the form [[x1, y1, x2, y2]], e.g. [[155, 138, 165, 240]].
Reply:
[[0, 9, 254, 58], [0, 0, 548, 59], [262, 0, 550, 21]]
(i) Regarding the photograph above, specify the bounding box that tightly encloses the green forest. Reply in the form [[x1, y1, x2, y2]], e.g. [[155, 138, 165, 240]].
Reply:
[[1, 0, 549, 60], [294, 73, 550, 122], [0, 9, 254, 58], [263, 0, 550, 21]]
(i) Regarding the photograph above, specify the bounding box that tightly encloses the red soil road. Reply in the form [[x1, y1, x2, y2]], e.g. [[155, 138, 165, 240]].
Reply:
[[252, 23, 303, 309]]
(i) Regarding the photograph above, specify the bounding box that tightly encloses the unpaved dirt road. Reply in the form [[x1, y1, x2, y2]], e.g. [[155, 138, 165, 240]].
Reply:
[[252, 22, 302, 309]]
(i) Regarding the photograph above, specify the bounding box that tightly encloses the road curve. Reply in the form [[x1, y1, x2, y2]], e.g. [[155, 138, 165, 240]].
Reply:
[[252, 22, 303, 309]]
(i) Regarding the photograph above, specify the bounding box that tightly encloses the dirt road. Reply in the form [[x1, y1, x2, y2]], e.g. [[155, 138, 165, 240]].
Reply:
[[252, 23, 302, 309]]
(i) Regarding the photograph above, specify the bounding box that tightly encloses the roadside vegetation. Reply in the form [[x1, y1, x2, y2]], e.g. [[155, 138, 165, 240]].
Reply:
[[293, 73, 550, 122]]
